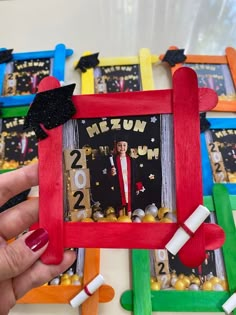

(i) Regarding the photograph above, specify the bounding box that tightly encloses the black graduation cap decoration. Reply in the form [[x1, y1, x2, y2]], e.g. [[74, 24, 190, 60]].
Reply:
[[162, 49, 186, 67], [200, 112, 211, 133], [0, 49, 13, 64], [74, 52, 99, 72], [114, 130, 129, 143], [23, 83, 76, 140], [0, 189, 30, 213]]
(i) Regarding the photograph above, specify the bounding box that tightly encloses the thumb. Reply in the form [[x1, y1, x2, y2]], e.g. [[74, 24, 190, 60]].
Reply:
[[0, 228, 49, 281]]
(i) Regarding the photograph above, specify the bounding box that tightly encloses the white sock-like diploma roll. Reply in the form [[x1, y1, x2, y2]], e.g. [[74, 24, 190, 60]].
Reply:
[[165, 205, 210, 255], [222, 293, 236, 314], [70, 274, 105, 308]]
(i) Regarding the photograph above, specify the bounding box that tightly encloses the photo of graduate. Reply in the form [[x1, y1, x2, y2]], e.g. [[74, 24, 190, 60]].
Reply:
[[107, 132, 145, 217]]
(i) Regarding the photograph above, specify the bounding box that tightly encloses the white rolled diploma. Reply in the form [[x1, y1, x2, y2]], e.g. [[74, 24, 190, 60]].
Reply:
[[165, 205, 210, 255], [222, 293, 236, 314], [70, 274, 105, 308], [109, 155, 114, 167]]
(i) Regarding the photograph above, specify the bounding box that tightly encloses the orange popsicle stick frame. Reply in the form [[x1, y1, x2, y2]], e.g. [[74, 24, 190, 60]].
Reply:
[[160, 46, 236, 112], [38, 67, 223, 270]]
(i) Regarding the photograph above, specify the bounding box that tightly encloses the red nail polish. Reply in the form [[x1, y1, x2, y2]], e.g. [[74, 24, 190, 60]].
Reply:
[[25, 228, 49, 252]]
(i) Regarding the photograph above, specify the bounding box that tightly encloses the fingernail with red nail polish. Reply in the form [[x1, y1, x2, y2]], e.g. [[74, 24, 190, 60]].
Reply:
[[25, 228, 49, 252]]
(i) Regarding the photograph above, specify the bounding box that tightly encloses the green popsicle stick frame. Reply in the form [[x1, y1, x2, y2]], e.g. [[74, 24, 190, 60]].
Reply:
[[120, 184, 236, 314]]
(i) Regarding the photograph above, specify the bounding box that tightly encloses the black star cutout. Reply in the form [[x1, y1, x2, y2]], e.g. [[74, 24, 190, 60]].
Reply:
[[23, 84, 76, 140]]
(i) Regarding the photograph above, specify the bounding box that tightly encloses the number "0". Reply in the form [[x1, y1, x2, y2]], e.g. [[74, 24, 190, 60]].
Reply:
[[74, 169, 87, 189]]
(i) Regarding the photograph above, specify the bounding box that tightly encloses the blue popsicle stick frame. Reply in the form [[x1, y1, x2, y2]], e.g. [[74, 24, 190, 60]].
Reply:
[[0, 43, 73, 107], [201, 118, 236, 196]]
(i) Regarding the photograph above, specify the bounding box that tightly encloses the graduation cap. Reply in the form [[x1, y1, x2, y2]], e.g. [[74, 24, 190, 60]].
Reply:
[[23, 83, 76, 140], [114, 131, 129, 143], [162, 49, 186, 67], [0, 49, 13, 64], [0, 189, 30, 213], [74, 52, 99, 72], [200, 112, 211, 133]]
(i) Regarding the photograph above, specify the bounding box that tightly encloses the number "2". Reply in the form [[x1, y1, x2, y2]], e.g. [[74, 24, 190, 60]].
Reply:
[[70, 150, 82, 169], [73, 191, 85, 210]]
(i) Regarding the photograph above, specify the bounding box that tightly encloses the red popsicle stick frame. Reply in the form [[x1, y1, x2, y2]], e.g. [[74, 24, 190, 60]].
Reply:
[[38, 67, 224, 267]]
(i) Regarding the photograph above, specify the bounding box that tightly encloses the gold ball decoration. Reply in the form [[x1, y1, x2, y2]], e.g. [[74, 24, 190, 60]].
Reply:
[[142, 214, 156, 223], [71, 274, 81, 285], [117, 215, 132, 222], [209, 276, 221, 286], [151, 281, 161, 291], [178, 273, 185, 280], [97, 217, 109, 222], [105, 206, 116, 216], [61, 274, 70, 280], [202, 281, 213, 291], [189, 274, 195, 281], [182, 276, 191, 288], [81, 217, 94, 222], [164, 212, 177, 222], [71, 274, 80, 282], [160, 217, 172, 223], [60, 278, 72, 285], [191, 277, 201, 286], [150, 276, 156, 284], [174, 279, 186, 291], [157, 207, 169, 220], [106, 214, 118, 222]]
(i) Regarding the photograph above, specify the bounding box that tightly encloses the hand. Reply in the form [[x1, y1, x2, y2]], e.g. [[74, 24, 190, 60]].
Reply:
[[0, 163, 76, 315], [111, 166, 117, 176]]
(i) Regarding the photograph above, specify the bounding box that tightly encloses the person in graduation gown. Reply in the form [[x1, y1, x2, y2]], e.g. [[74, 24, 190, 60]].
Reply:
[[107, 133, 144, 217]]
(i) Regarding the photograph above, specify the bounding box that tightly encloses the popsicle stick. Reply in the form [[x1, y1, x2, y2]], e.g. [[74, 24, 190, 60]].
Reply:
[[213, 184, 236, 294], [37, 77, 63, 264], [132, 250, 152, 315], [71, 87, 217, 118], [63, 221, 223, 249], [121, 289, 229, 312], [226, 47, 236, 88], [17, 284, 114, 304], [172, 67, 205, 267], [81, 249, 101, 315]]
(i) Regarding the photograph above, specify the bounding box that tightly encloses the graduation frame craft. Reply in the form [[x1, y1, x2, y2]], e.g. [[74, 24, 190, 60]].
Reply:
[[162, 46, 236, 112], [32, 66, 226, 264], [77, 48, 159, 94], [0, 44, 73, 173], [0, 106, 36, 173], [121, 184, 236, 314], [201, 117, 236, 196], [0, 43, 73, 107]]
